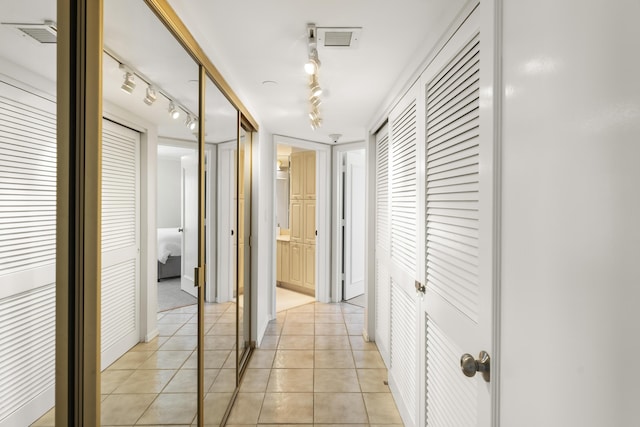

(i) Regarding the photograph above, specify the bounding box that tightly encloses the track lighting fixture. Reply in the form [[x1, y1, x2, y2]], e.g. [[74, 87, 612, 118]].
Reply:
[[110, 52, 198, 131], [120, 69, 136, 94], [168, 102, 180, 119], [310, 95, 321, 107], [143, 86, 157, 105], [185, 115, 196, 131], [310, 116, 322, 130], [309, 75, 322, 98], [304, 23, 324, 129], [305, 49, 321, 75]]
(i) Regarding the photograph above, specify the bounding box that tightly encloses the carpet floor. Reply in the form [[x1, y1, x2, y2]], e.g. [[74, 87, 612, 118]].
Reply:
[[157, 278, 197, 312]]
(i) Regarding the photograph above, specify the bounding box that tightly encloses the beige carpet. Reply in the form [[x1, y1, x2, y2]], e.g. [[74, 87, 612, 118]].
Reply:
[[276, 286, 315, 312]]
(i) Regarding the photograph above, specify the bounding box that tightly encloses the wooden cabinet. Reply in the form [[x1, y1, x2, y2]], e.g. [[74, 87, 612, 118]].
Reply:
[[282, 149, 316, 293], [303, 199, 316, 245], [277, 239, 291, 284], [280, 240, 290, 283], [303, 151, 316, 199], [303, 244, 315, 291], [290, 152, 304, 200], [290, 150, 315, 199], [289, 242, 303, 287], [289, 199, 303, 242]]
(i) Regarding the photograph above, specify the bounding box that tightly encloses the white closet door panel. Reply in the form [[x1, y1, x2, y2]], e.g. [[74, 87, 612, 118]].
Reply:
[[421, 11, 489, 424], [374, 126, 391, 364], [375, 260, 390, 361], [0, 283, 55, 423], [425, 314, 477, 426], [102, 259, 137, 350], [101, 119, 140, 370], [389, 97, 418, 277], [0, 89, 56, 279], [426, 33, 480, 323], [0, 81, 57, 426], [389, 280, 418, 426]]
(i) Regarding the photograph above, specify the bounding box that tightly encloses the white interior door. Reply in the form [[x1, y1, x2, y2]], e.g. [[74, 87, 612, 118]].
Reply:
[[387, 82, 422, 427], [181, 152, 198, 297], [420, 7, 492, 426], [101, 119, 140, 369], [0, 80, 56, 426], [344, 149, 365, 300], [216, 141, 235, 303]]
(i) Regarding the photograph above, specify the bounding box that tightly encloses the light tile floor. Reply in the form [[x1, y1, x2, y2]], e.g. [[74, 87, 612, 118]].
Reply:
[[32, 299, 403, 426]]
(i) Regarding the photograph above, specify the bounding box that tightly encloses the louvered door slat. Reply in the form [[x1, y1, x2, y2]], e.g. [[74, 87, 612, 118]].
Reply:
[[375, 126, 391, 365], [426, 32, 480, 322], [427, 40, 479, 98], [391, 281, 417, 425], [0, 283, 55, 422], [100, 120, 140, 369], [0, 88, 56, 280], [390, 95, 418, 272], [426, 315, 477, 425], [422, 10, 488, 425]]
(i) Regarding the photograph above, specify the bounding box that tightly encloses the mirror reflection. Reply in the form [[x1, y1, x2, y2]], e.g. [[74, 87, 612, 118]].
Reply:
[[201, 75, 240, 425], [101, 1, 202, 425], [0, 1, 57, 426]]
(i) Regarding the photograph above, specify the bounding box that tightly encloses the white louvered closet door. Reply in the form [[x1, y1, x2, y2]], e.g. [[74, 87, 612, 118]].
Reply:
[[101, 119, 140, 370], [0, 81, 56, 426], [421, 6, 492, 426], [387, 82, 423, 427], [374, 124, 391, 365]]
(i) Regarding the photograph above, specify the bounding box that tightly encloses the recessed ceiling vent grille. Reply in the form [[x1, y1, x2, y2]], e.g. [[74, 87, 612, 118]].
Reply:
[[317, 27, 362, 49], [2, 20, 57, 44]]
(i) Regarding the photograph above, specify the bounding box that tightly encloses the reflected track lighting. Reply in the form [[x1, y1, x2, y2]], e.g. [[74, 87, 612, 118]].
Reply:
[[121, 71, 136, 94], [143, 86, 157, 105], [305, 50, 321, 75], [185, 115, 196, 131], [168, 102, 180, 119], [309, 75, 322, 98], [305, 23, 324, 129]]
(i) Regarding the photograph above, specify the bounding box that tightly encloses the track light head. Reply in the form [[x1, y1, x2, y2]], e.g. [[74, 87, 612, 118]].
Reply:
[[309, 76, 322, 97], [185, 115, 197, 131], [168, 102, 180, 119], [310, 95, 322, 107], [121, 71, 136, 94], [143, 86, 157, 105], [304, 49, 321, 75]]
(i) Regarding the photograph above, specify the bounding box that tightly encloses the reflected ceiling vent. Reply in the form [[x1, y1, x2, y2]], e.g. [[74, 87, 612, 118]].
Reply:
[[2, 20, 57, 44], [317, 27, 362, 48]]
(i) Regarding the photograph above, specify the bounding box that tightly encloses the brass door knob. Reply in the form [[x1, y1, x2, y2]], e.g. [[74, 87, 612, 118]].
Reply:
[[460, 351, 490, 382]]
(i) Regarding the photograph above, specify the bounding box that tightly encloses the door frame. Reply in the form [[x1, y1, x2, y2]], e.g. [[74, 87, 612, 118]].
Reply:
[[331, 141, 367, 302], [271, 134, 332, 314]]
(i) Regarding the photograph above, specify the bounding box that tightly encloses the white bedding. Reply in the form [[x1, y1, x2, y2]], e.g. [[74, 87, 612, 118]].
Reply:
[[157, 228, 182, 264]]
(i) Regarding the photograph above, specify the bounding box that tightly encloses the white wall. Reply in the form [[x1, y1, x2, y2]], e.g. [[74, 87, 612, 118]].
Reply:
[[157, 157, 182, 228], [254, 128, 275, 345], [500, 1, 640, 425]]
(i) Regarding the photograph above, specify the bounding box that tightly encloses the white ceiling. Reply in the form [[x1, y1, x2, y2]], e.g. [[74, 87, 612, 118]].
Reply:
[[0, 0, 460, 145], [167, 0, 448, 144]]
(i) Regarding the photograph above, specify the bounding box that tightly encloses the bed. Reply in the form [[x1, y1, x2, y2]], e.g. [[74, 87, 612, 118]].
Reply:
[[157, 227, 182, 280]]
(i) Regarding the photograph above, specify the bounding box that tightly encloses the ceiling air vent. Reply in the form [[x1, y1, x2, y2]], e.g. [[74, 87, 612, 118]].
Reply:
[[317, 27, 362, 49], [2, 20, 57, 44]]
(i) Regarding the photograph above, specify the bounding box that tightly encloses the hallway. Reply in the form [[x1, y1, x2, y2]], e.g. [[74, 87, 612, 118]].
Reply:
[[237, 300, 401, 425], [32, 300, 401, 426]]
